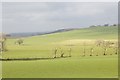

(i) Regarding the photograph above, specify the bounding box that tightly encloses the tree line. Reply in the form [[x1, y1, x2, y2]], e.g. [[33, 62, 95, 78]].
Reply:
[[90, 24, 118, 28]]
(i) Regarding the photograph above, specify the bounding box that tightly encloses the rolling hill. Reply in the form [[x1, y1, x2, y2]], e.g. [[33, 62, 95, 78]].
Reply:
[[2, 26, 118, 78], [4, 26, 118, 59], [24, 26, 118, 44]]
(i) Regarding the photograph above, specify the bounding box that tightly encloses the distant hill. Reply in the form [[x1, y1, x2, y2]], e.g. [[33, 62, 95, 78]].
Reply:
[[7, 32, 43, 38], [7, 26, 118, 39], [6, 28, 79, 38], [24, 26, 118, 44], [39, 26, 118, 40]]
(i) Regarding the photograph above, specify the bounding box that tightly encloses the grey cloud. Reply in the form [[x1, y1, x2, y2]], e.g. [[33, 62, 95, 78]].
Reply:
[[2, 2, 118, 33], [0, 3, 2, 32]]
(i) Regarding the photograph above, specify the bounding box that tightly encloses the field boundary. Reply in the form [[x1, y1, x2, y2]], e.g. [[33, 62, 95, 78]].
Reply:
[[0, 56, 70, 61]]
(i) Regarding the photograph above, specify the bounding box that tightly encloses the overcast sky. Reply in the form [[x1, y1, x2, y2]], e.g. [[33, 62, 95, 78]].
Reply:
[[1, 2, 118, 33]]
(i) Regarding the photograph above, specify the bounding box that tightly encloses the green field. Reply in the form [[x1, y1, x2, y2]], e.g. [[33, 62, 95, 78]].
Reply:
[[1, 26, 118, 78]]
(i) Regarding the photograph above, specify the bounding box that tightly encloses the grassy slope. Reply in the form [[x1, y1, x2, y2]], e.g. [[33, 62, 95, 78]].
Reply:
[[25, 26, 118, 43], [3, 26, 118, 58], [2, 26, 118, 78], [3, 56, 118, 78]]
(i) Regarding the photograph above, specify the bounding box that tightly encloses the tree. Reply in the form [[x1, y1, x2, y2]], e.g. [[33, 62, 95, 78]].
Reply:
[[90, 25, 96, 27], [60, 50, 64, 57], [112, 24, 117, 26], [104, 24, 109, 27], [53, 48, 57, 58], [97, 25, 101, 27], [114, 41, 118, 55], [0, 33, 7, 52], [103, 48, 107, 55], [96, 40, 111, 56], [15, 39, 24, 45], [95, 40, 104, 47], [90, 47, 94, 56], [0, 40, 6, 52], [102, 41, 111, 55], [68, 48, 72, 57], [83, 42, 86, 56]]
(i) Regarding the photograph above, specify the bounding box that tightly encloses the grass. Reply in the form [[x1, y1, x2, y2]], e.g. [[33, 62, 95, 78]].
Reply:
[[1, 26, 118, 78], [2, 56, 118, 78]]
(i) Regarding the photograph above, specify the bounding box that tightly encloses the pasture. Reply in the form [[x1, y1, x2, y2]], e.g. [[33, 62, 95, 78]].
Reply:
[[1, 26, 118, 78]]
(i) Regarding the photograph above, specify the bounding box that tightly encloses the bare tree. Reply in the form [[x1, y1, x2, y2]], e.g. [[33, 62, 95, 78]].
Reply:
[[53, 48, 57, 58], [114, 41, 118, 55], [68, 48, 72, 57], [96, 48, 98, 56], [103, 48, 107, 55], [102, 41, 111, 55], [83, 42, 86, 56], [83, 48, 86, 56], [0, 41, 6, 52], [0, 33, 7, 52], [95, 40, 104, 47], [90, 47, 94, 56], [60, 50, 64, 58]]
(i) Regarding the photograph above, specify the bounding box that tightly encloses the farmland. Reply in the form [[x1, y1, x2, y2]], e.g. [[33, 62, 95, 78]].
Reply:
[[1, 26, 118, 78]]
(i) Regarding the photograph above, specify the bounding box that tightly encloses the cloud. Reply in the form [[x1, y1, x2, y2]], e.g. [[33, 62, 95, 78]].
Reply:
[[0, 3, 2, 32], [2, 2, 118, 33]]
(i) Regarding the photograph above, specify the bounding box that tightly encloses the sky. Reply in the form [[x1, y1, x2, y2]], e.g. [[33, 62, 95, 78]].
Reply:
[[0, 2, 118, 33], [0, 2, 2, 33]]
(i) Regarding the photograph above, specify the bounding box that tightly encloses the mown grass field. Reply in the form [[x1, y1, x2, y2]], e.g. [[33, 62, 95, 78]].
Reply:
[[1, 26, 118, 78]]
